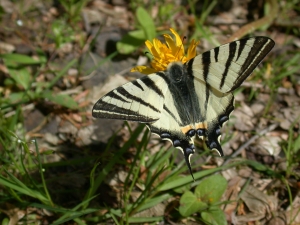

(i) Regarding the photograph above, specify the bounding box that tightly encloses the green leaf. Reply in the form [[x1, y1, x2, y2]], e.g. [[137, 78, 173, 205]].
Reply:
[[168, 175, 191, 194], [2, 217, 9, 225], [116, 29, 146, 54], [8, 67, 31, 90], [3, 77, 15, 86], [245, 160, 277, 177], [0, 172, 51, 205], [41, 91, 78, 109], [158, 167, 223, 192], [136, 7, 156, 40], [52, 208, 99, 225], [247, 160, 268, 171], [195, 174, 227, 204], [201, 207, 227, 225], [127, 216, 163, 223], [41, 150, 55, 155], [6, 92, 30, 104], [1, 53, 45, 66], [293, 135, 300, 153], [179, 191, 207, 217], [137, 193, 172, 212]]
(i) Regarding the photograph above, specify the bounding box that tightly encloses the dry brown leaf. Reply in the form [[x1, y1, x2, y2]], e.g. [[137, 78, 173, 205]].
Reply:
[[232, 102, 255, 131], [250, 102, 265, 115], [44, 132, 60, 145], [0, 41, 15, 54], [0, 203, 25, 225], [223, 176, 245, 216], [235, 185, 277, 223], [277, 106, 300, 130], [255, 133, 282, 156], [286, 207, 300, 224], [267, 207, 300, 225]]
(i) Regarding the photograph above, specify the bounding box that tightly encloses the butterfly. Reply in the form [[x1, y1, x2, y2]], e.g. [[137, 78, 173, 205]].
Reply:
[[92, 36, 275, 179]]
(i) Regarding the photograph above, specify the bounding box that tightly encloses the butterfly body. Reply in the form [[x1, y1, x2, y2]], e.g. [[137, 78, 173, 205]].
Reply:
[[92, 36, 275, 179]]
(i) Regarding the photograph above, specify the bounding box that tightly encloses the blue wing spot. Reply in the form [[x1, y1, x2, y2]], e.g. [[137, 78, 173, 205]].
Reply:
[[187, 129, 196, 137], [197, 129, 207, 137], [215, 128, 221, 136], [173, 139, 181, 147], [161, 133, 171, 139], [219, 115, 229, 125]]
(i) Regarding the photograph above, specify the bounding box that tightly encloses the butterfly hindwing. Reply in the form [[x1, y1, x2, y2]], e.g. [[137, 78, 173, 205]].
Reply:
[[147, 86, 196, 179]]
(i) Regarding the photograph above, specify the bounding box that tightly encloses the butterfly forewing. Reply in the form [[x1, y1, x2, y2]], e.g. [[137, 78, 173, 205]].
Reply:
[[190, 37, 275, 93], [92, 73, 168, 122]]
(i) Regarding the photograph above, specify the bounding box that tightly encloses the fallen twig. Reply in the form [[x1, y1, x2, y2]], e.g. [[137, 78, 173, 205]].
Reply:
[[223, 123, 279, 165], [225, 0, 278, 42]]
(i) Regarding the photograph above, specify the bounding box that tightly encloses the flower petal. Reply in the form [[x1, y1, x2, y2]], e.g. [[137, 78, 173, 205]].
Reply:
[[169, 28, 185, 58], [145, 40, 159, 58], [131, 66, 157, 74], [170, 28, 183, 47], [153, 38, 164, 55], [163, 34, 176, 52], [131, 28, 199, 74], [186, 40, 200, 61]]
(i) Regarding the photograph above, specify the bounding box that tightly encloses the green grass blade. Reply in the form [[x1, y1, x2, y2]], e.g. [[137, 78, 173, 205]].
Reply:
[[46, 58, 77, 89], [0, 172, 51, 204]]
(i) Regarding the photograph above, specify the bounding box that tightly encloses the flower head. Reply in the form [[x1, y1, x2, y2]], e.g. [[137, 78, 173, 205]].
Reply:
[[131, 28, 199, 74]]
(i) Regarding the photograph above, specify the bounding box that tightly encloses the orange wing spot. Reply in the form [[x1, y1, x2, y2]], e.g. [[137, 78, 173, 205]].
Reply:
[[195, 122, 207, 130], [181, 125, 194, 134]]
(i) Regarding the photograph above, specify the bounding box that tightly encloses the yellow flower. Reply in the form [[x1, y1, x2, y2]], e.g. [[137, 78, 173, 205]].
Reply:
[[131, 28, 199, 74]]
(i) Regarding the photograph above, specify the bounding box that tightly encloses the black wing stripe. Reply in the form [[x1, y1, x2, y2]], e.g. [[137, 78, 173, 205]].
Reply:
[[220, 41, 237, 89], [132, 80, 144, 91], [204, 83, 210, 112], [236, 38, 247, 61], [232, 37, 275, 90], [237, 39, 261, 75], [156, 72, 170, 85], [214, 47, 219, 62], [239, 39, 273, 77], [163, 104, 178, 122], [117, 87, 161, 113], [93, 100, 148, 121], [201, 51, 211, 81], [106, 91, 131, 103], [202, 51, 211, 115], [186, 58, 194, 77], [140, 76, 164, 97]]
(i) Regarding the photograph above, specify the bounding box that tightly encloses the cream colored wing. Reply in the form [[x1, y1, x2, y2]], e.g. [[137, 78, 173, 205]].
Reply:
[[189, 37, 275, 93], [92, 73, 168, 123]]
